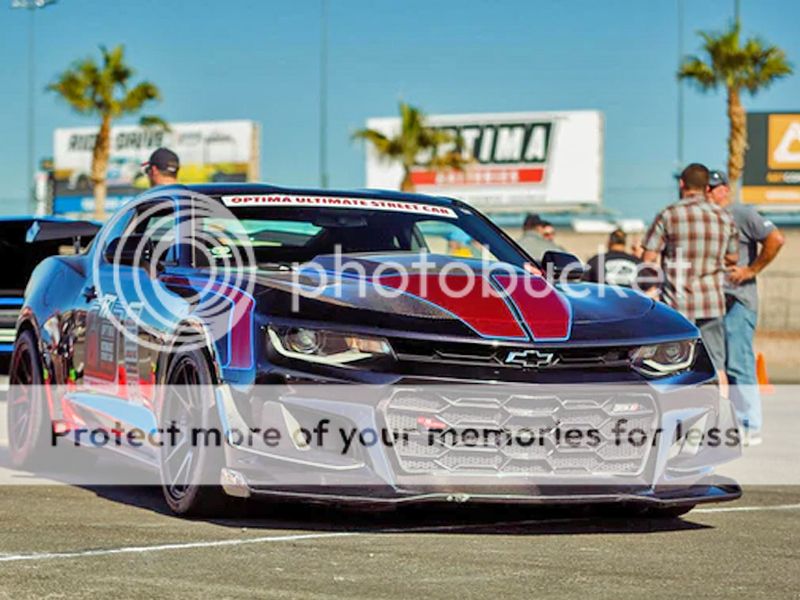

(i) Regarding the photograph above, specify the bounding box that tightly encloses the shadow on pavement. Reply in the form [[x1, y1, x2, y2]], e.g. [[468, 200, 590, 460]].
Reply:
[[0, 443, 709, 536], [75, 483, 709, 536]]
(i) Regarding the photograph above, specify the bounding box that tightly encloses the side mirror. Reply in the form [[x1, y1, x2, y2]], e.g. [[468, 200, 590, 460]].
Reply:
[[541, 250, 587, 282], [103, 234, 154, 267]]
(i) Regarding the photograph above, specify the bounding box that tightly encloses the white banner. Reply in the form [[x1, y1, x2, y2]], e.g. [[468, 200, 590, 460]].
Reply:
[[52, 120, 260, 215], [221, 194, 457, 218], [54, 120, 258, 172], [364, 111, 603, 212]]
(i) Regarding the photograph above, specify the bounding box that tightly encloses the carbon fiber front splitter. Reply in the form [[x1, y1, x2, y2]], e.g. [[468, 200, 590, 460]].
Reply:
[[220, 470, 742, 509]]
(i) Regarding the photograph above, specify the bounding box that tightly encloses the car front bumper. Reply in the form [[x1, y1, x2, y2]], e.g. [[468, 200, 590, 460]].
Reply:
[[213, 381, 743, 508]]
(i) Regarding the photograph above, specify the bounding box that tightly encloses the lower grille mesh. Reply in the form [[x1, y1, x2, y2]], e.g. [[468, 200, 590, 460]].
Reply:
[[384, 389, 656, 476]]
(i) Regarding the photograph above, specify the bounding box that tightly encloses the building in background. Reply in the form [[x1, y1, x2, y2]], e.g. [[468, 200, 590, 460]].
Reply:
[[364, 110, 603, 214], [743, 112, 800, 209], [52, 120, 260, 217]]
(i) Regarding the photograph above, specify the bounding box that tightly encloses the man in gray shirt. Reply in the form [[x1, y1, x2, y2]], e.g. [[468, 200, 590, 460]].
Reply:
[[708, 171, 785, 445]]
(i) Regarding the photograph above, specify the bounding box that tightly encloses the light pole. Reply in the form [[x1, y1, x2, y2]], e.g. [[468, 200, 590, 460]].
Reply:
[[10, 0, 56, 214], [319, 0, 328, 189], [676, 0, 684, 169]]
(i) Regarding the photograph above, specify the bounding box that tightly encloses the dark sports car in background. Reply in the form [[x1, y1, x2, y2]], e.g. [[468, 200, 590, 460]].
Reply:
[[0, 217, 99, 357], [7, 184, 741, 516]]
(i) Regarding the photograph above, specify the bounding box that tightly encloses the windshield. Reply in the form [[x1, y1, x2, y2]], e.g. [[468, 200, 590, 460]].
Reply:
[[194, 200, 530, 269]]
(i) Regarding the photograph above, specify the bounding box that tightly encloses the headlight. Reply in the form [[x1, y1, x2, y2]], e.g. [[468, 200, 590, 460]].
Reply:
[[268, 327, 393, 365], [630, 340, 696, 377]]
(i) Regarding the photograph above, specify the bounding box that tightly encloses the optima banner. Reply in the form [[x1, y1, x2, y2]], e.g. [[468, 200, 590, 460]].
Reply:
[[364, 111, 603, 211]]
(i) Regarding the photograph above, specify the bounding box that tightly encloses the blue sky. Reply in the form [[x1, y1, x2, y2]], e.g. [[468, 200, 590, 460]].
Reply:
[[0, 0, 798, 220]]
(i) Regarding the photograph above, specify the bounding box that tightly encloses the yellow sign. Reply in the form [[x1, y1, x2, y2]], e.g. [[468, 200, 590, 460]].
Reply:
[[768, 114, 800, 170], [742, 185, 800, 204]]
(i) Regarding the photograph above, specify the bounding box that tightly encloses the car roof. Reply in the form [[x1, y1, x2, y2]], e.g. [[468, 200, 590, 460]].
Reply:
[[153, 183, 461, 209]]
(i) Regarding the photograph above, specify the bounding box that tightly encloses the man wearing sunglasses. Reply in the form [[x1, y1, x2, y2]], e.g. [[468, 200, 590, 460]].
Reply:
[[142, 147, 180, 187]]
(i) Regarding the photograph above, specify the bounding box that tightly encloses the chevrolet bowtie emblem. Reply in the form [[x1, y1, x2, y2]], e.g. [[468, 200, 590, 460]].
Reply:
[[505, 349, 557, 369]]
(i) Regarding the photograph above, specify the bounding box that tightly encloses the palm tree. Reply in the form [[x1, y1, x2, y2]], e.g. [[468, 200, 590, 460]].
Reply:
[[353, 102, 470, 192], [679, 22, 792, 189], [48, 45, 164, 220]]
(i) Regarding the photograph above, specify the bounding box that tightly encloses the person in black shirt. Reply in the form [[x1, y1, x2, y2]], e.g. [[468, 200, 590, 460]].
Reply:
[[585, 228, 642, 287]]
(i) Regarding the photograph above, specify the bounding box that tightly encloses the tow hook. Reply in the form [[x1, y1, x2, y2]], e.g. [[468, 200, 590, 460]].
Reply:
[[446, 493, 470, 503]]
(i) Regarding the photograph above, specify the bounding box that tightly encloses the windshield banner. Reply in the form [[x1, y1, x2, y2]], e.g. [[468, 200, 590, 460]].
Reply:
[[220, 194, 458, 218]]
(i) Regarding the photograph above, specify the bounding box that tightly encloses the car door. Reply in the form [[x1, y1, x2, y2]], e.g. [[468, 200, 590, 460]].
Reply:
[[69, 197, 194, 442]]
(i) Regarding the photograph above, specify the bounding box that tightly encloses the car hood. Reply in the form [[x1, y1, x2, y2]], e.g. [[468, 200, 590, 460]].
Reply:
[[242, 254, 697, 346]]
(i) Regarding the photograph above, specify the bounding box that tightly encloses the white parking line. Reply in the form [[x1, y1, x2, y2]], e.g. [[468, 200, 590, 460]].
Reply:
[[693, 502, 800, 514], [0, 505, 797, 564], [0, 517, 590, 564], [0, 531, 360, 564]]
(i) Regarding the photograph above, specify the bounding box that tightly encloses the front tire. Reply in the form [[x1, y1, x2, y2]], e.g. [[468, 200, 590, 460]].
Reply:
[[7, 330, 49, 468], [159, 348, 232, 517]]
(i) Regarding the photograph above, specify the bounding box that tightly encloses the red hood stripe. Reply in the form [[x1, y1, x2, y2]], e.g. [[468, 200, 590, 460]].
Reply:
[[378, 274, 527, 340], [492, 274, 571, 340]]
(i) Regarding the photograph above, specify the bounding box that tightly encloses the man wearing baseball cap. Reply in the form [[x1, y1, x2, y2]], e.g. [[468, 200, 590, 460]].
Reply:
[[517, 213, 563, 262], [142, 147, 180, 187], [708, 170, 785, 446]]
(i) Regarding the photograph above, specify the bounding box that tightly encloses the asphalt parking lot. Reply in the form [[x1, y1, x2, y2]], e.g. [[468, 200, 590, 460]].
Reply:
[[1, 381, 799, 599], [0, 485, 798, 599]]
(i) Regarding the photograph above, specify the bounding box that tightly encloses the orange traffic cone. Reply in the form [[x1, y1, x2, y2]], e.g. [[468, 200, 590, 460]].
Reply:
[[756, 352, 774, 394]]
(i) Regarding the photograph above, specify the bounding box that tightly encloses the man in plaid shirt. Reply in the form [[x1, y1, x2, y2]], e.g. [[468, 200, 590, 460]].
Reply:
[[642, 163, 738, 384]]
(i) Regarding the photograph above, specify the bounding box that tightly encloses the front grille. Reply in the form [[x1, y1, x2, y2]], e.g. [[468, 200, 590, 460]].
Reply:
[[391, 339, 631, 372], [384, 389, 656, 476]]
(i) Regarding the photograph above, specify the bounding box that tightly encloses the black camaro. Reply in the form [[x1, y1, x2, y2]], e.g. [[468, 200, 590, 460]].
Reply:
[[8, 184, 741, 516]]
